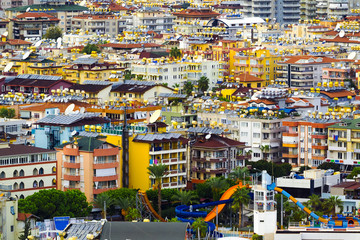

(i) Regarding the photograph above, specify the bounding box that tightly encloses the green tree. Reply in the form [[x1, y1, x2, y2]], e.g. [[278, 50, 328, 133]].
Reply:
[[116, 197, 134, 219], [326, 196, 343, 216], [123, 70, 134, 80], [317, 162, 340, 172], [231, 187, 250, 228], [283, 201, 307, 222], [18, 218, 30, 240], [171, 190, 199, 205], [259, 145, 270, 160], [195, 182, 212, 199], [81, 43, 101, 54], [183, 81, 194, 96], [206, 177, 228, 201], [93, 192, 114, 219], [18, 189, 92, 220], [198, 76, 209, 93], [307, 194, 321, 212], [125, 207, 141, 221], [229, 167, 250, 184], [0, 107, 15, 118], [43, 26, 62, 40], [168, 217, 180, 222], [169, 47, 181, 59], [347, 167, 360, 179], [172, 83, 180, 89], [147, 164, 168, 217], [252, 234, 263, 240], [191, 218, 207, 238]]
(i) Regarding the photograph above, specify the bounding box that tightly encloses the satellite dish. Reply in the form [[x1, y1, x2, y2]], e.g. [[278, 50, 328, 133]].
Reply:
[[64, 103, 75, 115], [79, 107, 85, 114], [26, 7, 30, 12], [348, 52, 357, 60], [205, 133, 212, 140], [34, 40, 42, 47], [22, 51, 31, 60], [3, 31, 8, 37], [3, 62, 14, 72], [339, 30, 345, 38], [149, 109, 161, 123], [71, 130, 78, 136]]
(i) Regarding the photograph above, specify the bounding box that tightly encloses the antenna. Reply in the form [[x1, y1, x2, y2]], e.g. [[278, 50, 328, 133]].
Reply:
[[149, 109, 161, 123], [339, 30, 345, 38], [205, 132, 212, 140], [3, 62, 14, 72], [64, 103, 75, 115], [348, 52, 357, 60], [22, 51, 31, 60], [79, 107, 85, 114]]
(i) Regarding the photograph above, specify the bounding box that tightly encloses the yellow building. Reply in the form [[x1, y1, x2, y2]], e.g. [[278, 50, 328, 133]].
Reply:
[[64, 57, 124, 84], [106, 132, 188, 191], [233, 49, 280, 85]]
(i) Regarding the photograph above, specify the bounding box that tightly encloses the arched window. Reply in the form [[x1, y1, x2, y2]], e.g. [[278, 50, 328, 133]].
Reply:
[[19, 170, 24, 177], [52, 179, 56, 186], [39, 168, 44, 175], [33, 168, 38, 175], [0, 171, 5, 179], [19, 195, 24, 199], [39, 180, 44, 187], [13, 170, 18, 177], [13, 183, 18, 190], [52, 167, 56, 173], [19, 182, 24, 189], [33, 181, 38, 188]]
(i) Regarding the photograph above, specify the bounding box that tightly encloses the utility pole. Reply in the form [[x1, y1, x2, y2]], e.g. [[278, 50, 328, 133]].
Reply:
[[122, 103, 129, 188]]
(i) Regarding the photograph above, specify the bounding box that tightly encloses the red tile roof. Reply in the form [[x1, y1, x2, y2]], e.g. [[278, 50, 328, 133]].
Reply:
[[320, 36, 360, 44], [17, 213, 39, 221], [280, 55, 339, 64], [193, 134, 245, 149], [248, 99, 276, 105], [320, 90, 356, 98], [235, 73, 264, 82], [101, 43, 161, 49], [7, 39, 32, 46], [15, 12, 59, 21], [173, 8, 220, 18], [73, 14, 116, 20]]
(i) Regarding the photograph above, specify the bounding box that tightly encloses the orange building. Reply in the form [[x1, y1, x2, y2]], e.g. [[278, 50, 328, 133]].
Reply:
[[55, 136, 121, 201]]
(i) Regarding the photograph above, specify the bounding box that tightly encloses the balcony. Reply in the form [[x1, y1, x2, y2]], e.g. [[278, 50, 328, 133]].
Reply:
[[93, 174, 119, 182], [312, 154, 326, 160], [283, 153, 298, 158], [63, 161, 80, 169], [63, 174, 80, 181], [150, 147, 187, 155], [312, 144, 327, 150], [162, 181, 186, 189], [93, 161, 119, 169], [93, 186, 118, 194]]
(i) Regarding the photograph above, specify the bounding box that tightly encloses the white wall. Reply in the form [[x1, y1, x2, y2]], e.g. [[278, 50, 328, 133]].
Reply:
[[254, 211, 277, 235]]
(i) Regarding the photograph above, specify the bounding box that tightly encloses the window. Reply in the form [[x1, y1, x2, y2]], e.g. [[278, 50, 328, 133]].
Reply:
[[241, 122, 248, 127], [19, 195, 24, 199], [19, 182, 24, 189], [52, 178, 56, 185], [39, 168, 44, 175], [240, 132, 248, 137], [39, 180, 44, 187], [69, 156, 76, 163], [0, 171, 5, 178], [254, 153, 260, 158], [33, 168, 38, 175], [253, 123, 260, 128], [13, 170, 18, 177], [13, 183, 18, 190], [19, 170, 24, 176], [253, 133, 260, 138], [33, 181, 38, 188]]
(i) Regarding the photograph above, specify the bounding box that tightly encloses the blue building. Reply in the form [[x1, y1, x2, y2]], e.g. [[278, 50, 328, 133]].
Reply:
[[34, 113, 110, 149]]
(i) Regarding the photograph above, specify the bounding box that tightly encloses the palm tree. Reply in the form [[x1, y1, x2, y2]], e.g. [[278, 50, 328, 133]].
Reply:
[[308, 194, 321, 212], [170, 47, 181, 59], [116, 197, 134, 219], [147, 164, 168, 217], [171, 190, 199, 205], [207, 177, 228, 201], [92, 192, 114, 219], [326, 196, 343, 216], [231, 187, 250, 228], [183, 81, 194, 96], [198, 76, 209, 93], [260, 145, 270, 160], [229, 167, 250, 184]]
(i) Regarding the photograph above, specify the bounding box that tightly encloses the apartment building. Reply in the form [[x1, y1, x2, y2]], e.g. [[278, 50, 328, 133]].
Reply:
[[276, 0, 301, 24], [173, 7, 220, 25], [327, 118, 360, 166], [276, 56, 337, 89], [300, 0, 317, 20], [0, 142, 57, 199], [233, 49, 281, 86], [191, 134, 248, 181], [71, 14, 127, 38], [9, 12, 59, 39], [56, 136, 121, 201], [239, 0, 275, 20], [131, 57, 222, 90], [197, 112, 286, 162], [132, 7, 175, 33], [327, 0, 349, 18], [282, 118, 338, 167]]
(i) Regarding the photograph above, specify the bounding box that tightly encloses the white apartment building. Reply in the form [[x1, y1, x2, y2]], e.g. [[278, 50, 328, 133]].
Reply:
[[0, 143, 57, 199], [131, 57, 222, 90], [197, 111, 286, 162], [132, 7, 175, 33]]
